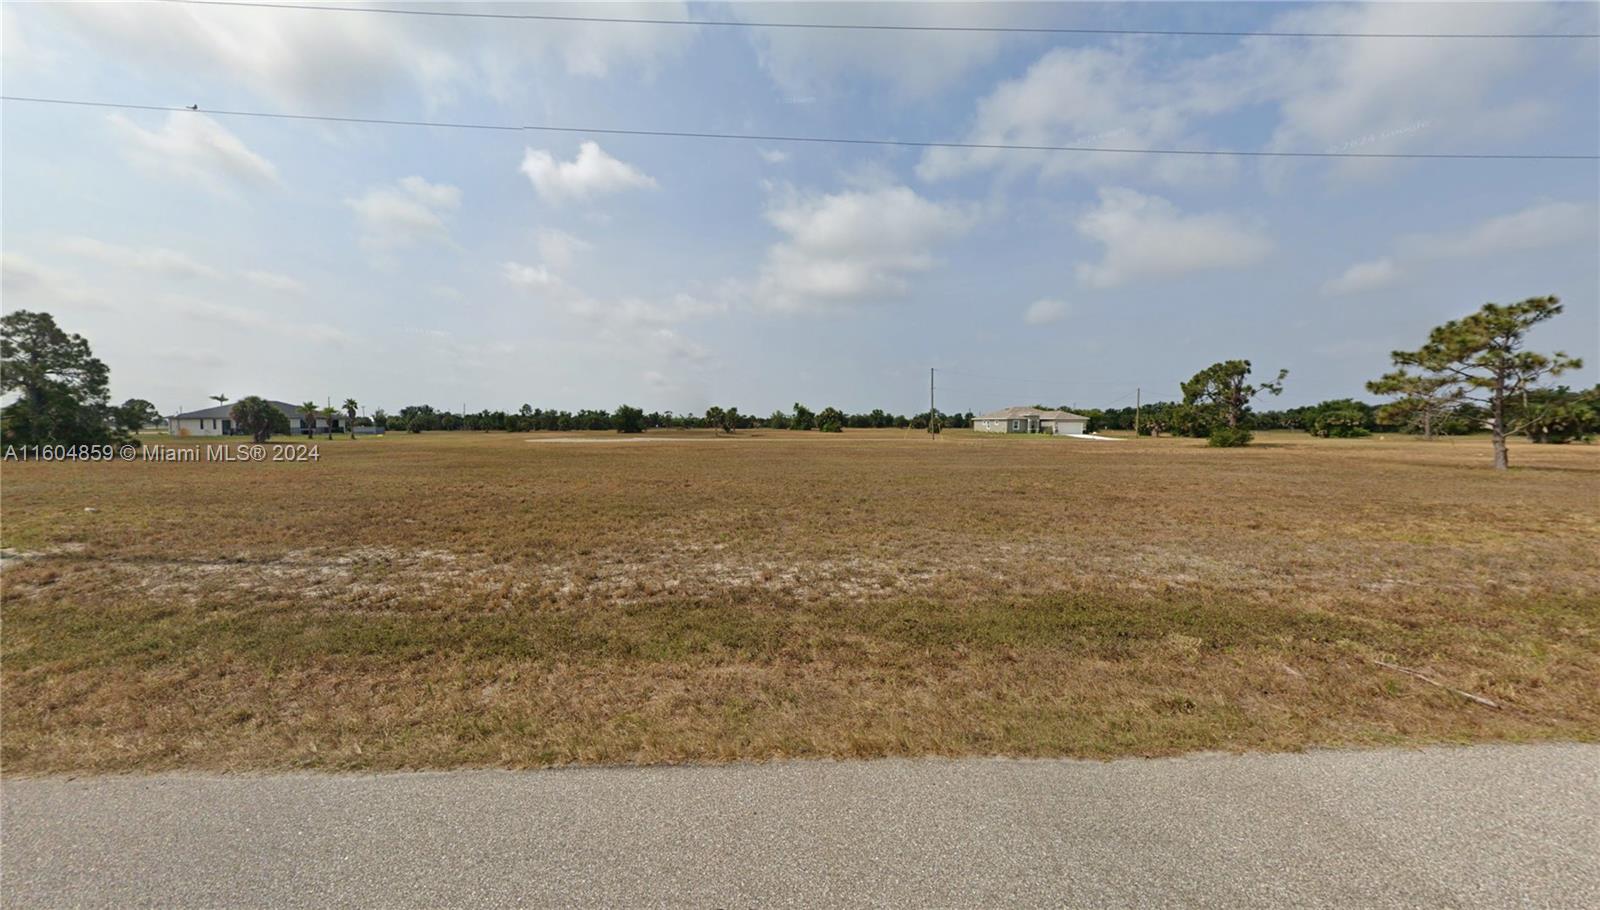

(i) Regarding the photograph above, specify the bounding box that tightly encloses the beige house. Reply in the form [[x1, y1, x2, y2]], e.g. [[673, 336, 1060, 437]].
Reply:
[[972, 406, 1089, 436]]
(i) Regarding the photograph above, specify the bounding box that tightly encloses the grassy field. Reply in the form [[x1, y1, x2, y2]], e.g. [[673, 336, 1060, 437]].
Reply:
[[2, 429, 1596, 773]]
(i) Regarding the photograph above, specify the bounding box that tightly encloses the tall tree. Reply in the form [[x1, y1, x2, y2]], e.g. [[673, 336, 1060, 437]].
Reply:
[[1367, 370, 1460, 440], [319, 406, 337, 439], [1177, 356, 1286, 444], [343, 398, 359, 439], [1381, 296, 1581, 469], [298, 400, 319, 437], [230, 396, 290, 443], [1, 310, 122, 446], [1181, 360, 1288, 431]]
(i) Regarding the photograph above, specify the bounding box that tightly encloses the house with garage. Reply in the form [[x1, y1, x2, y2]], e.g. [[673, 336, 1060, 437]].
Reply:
[[972, 406, 1089, 436], [168, 400, 342, 437]]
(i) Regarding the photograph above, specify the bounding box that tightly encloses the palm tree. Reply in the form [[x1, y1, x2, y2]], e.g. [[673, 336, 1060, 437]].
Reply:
[[343, 399, 359, 439], [299, 400, 319, 437], [319, 406, 336, 440]]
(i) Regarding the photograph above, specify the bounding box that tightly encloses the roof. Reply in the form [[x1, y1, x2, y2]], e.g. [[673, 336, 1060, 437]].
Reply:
[[172, 400, 308, 420], [974, 406, 1089, 421]]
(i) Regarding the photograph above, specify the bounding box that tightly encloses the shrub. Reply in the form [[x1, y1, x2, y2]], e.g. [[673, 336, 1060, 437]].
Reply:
[[1208, 425, 1254, 447], [613, 404, 644, 434], [407, 415, 425, 433]]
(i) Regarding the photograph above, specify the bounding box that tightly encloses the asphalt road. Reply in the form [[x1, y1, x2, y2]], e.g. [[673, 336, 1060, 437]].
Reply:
[[3, 744, 1596, 909]]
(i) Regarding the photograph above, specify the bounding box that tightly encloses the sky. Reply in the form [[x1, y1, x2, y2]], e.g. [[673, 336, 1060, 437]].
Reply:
[[3, 1, 1597, 418]]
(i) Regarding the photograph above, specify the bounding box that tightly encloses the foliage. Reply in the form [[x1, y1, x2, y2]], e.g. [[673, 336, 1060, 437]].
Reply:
[[1181, 360, 1288, 436], [343, 399, 359, 439], [816, 407, 845, 433], [0, 310, 124, 446], [407, 415, 425, 433], [298, 401, 320, 436], [1367, 369, 1461, 439], [1207, 425, 1254, 447], [115, 398, 162, 433], [767, 410, 790, 430], [230, 396, 290, 443], [613, 404, 645, 434], [790, 402, 816, 431], [1304, 399, 1375, 438], [1378, 296, 1581, 468], [1520, 385, 1599, 444]]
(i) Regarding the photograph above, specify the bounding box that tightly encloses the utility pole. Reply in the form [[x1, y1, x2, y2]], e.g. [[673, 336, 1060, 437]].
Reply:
[[1134, 387, 1141, 437]]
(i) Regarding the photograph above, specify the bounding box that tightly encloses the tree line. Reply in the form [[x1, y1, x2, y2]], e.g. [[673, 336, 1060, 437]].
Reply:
[[373, 403, 977, 434], [3, 297, 1590, 469], [1056, 295, 1589, 467]]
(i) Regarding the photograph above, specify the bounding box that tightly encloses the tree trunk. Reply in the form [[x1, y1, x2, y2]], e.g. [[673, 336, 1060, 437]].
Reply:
[[1422, 409, 1433, 441], [1491, 375, 1509, 470]]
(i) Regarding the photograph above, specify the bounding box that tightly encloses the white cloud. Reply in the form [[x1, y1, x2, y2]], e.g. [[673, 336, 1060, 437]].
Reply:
[[918, 44, 1247, 186], [110, 113, 279, 193], [737, 1, 1010, 101], [346, 176, 460, 249], [1258, 3, 1584, 164], [1074, 188, 1272, 289], [756, 185, 974, 313], [1321, 258, 1401, 297], [242, 270, 307, 294], [1398, 202, 1592, 260], [520, 142, 656, 204], [32, 2, 696, 111], [1023, 299, 1070, 326], [922, 4, 1592, 187], [759, 148, 790, 164], [1322, 201, 1593, 295], [502, 261, 565, 293], [649, 327, 711, 366], [58, 237, 223, 280], [503, 260, 722, 328], [1, 252, 342, 347], [163, 294, 347, 345], [534, 229, 592, 271], [1, 253, 104, 310]]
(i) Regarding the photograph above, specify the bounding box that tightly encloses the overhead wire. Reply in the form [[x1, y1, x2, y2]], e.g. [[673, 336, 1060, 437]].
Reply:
[[154, 0, 1600, 40]]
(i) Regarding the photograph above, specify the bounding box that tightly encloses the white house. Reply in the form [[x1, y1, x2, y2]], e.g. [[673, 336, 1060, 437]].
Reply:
[[168, 400, 343, 437], [972, 406, 1089, 436]]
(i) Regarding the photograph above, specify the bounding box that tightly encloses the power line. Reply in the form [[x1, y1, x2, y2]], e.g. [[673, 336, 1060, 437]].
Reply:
[[6, 96, 1597, 161], [155, 0, 1600, 39]]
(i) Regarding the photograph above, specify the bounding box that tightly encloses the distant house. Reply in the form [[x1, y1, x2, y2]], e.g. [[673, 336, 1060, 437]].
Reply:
[[972, 406, 1089, 436], [168, 400, 343, 437]]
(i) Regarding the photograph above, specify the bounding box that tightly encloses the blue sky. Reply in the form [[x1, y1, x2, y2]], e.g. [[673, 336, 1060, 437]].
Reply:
[[3, 1, 1597, 417]]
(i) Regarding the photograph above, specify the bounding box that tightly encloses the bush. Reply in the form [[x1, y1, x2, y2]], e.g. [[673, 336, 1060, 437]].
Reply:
[[1208, 425, 1254, 447], [613, 404, 644, 434], [407, 415, 425, 433]]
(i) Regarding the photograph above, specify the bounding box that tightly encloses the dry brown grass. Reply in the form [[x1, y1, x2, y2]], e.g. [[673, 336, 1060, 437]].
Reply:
[[2, 429, 1596, 773]]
